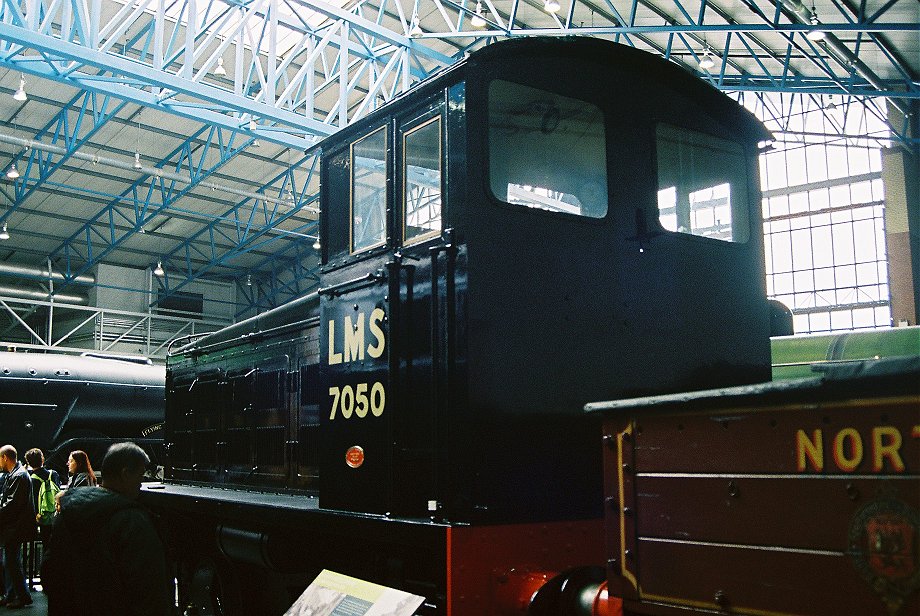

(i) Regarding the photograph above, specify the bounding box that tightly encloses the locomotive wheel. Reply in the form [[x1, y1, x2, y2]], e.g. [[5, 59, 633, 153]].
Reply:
[[182, 557, 241, 616]]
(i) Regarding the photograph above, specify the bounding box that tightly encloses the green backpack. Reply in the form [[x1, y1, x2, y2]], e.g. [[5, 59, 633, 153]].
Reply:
[[30, 473, 61, 525]]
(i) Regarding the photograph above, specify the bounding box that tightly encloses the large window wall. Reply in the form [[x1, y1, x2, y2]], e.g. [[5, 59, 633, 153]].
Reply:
[[743, 93, 893, 334]]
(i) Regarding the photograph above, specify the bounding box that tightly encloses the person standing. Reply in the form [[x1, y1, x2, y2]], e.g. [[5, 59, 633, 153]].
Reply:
[[25, 448, 61, 517], [65, 451, 96, 488], [0, 445, 34, 609], [43, 442, 169, 616]]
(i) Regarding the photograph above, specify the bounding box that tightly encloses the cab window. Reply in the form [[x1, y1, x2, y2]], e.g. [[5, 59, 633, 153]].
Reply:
[[402, 116, 442, 244], [488, 80, 608, 219], [656, 124, 750, 243], [351, 126, 388, 253]]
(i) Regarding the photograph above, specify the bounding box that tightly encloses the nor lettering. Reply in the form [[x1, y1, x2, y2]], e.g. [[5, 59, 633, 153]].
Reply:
[[796, 425, 917, 473]]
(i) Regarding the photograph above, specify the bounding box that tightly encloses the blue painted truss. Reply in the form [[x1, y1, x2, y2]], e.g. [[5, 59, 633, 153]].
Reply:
[[0, 0, 915, 314]]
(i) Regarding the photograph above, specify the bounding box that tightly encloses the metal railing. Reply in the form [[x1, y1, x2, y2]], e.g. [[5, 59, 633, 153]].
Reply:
[[0, 295, 231, 362]]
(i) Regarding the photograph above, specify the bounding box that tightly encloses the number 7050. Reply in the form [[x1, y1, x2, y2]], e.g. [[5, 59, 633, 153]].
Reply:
[[328, 382, 386, 420]]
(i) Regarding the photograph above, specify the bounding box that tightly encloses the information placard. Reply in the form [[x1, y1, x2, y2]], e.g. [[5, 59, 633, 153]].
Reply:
[[284, 569, 425, 616]]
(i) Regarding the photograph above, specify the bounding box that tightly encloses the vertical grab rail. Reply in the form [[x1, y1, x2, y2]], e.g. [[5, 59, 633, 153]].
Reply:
[[428, 229, 456, 514], [386, 257, 404, 514]]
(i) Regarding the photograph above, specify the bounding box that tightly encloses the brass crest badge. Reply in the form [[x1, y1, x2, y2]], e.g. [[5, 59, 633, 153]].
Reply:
[[849, 497, 920, 615]]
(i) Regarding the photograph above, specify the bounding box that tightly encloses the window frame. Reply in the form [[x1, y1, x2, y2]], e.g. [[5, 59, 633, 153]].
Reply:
[[349, 125, 389, 255], [484, 78, 610, 221], [401, 113, 444, 246], [653, 122, 753, 245]]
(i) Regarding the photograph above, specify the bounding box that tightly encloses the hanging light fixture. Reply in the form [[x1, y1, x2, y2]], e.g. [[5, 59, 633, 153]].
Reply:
[[153, 261, 165, 276], [312, 236, 321, 250], [0, 223, 9, 241], [409, 14, 423, 37], [12, 75, 27, 102], [245, 274, 252, 286], [214, 57, 227, 76], [543, 0, 561, 14], [698, 47, 716, 71], [249, 118, 261, 147], [806, 6, 826, 41], [134, 151, 143, 170], [6, 163, 20, 180], [471, 2, 487, 27]]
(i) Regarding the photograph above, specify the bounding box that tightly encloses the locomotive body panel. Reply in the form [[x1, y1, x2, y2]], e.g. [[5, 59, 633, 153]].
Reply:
[[592, 358, 920, 616], [143, 480, 605, 616], [313, 36, 770, 523], [151, 37, 779, 615], [0, 351, 164, 471], [166, 294, 321, 491]]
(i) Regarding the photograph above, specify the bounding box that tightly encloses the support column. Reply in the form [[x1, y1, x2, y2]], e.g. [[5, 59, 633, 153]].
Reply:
[[882, 100, 920, 326]]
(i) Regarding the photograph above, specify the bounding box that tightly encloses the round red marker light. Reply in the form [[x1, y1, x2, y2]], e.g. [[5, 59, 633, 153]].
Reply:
[[345, 445, 365, 468]]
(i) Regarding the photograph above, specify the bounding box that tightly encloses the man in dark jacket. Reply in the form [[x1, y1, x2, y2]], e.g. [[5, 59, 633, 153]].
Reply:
[[0, 445, 35, 609], [42, 442, 170, 616]]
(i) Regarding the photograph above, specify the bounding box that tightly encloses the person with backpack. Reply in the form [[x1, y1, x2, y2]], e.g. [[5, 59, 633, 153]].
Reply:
[[25, 448, 62, 534]]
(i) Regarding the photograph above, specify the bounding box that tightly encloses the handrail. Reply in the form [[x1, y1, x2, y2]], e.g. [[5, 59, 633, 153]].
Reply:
[[317, 272, 386, 297]]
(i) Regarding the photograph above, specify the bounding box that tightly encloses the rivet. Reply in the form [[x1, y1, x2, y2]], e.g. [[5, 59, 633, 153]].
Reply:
[[602, 434, 616, 448], [728, 480, 739, 498], [846, 483, 860, 501], [622, 463, 632, 473], [623, 507, 632, 516]]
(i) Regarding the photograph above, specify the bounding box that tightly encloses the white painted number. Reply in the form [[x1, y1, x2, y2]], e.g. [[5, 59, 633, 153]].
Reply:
[[371, 381, 385, 417], [355, 383, 368, 418], [340, 385, 354, 418], [329, 382, 386, 420]]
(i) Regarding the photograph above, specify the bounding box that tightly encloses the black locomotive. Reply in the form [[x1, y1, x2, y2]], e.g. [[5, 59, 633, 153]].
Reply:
[[147, 37, 774, 615], [0, 351, 165, 474]]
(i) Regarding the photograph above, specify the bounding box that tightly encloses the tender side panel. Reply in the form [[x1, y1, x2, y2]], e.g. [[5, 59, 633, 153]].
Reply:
[[635, 542, 900, 615], [632, 398, 920, 475], [166, 317, 320, 490], [605, 392, 920, 616]]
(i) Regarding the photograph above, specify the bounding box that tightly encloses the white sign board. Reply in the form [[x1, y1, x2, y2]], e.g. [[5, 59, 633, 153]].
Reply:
[[284, 569, 426, 616]]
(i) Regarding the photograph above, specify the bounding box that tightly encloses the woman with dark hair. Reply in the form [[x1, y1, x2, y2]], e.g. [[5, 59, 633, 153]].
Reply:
[[66, 451, 97, 488]]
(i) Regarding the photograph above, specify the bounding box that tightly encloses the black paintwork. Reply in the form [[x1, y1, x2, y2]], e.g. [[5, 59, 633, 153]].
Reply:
[[153, 36, 772, 613], [0, 351, 164, 473]]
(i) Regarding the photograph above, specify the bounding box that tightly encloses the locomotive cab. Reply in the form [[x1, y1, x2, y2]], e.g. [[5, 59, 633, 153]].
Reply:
[[317, 37, 772, 521]]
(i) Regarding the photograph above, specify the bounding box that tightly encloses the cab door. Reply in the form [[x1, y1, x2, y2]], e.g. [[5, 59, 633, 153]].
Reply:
[[389, 100, 448, 517], [319, 123, 394, 514]]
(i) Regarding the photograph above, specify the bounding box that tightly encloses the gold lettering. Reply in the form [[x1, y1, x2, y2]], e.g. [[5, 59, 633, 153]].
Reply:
[[833, 428, 863, 472], [344, 315, 365, 362], [367, 308, 386, 359], [872, 426, 905, 472], [327, 320, 342, 365], [796, 429, 823, 472]]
